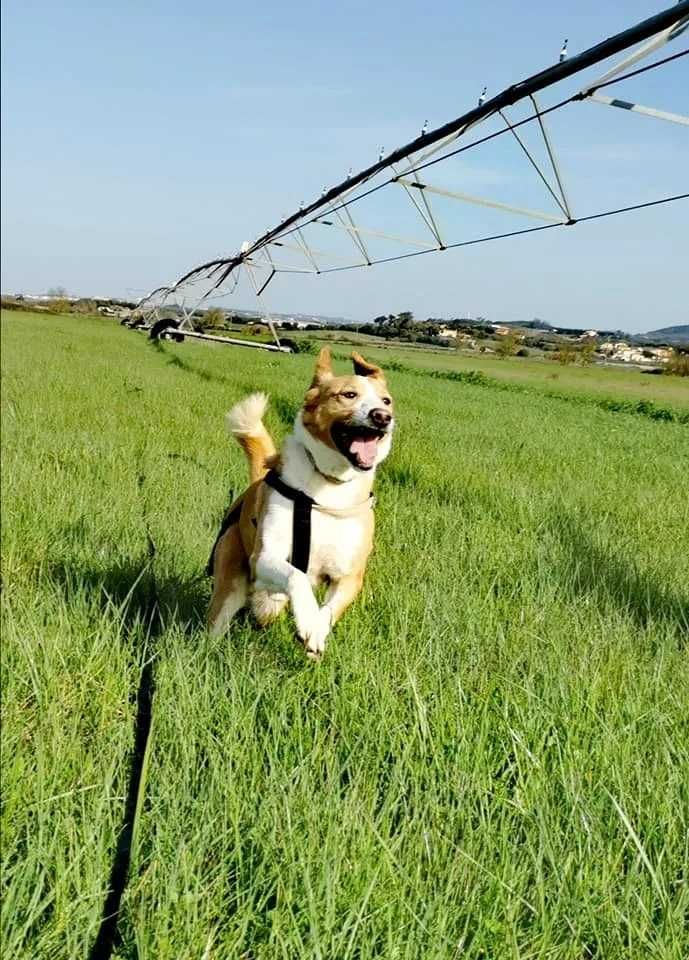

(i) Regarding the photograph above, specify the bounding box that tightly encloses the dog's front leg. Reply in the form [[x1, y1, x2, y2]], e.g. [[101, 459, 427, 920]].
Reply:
[[323, 570, 364, 627], [254, 552, 326, 656]]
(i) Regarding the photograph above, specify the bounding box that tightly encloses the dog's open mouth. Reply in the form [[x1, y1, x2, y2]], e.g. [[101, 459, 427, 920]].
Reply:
[[331, 422, 385, 470]]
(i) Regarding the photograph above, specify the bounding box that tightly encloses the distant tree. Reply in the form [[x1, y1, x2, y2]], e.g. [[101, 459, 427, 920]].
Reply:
[[47, 286, 68, 297], [47, 298, 70, 314], [278, 337, 318, 355], [203, 308, 226, 330], [555, 346, 577, 365], [579, 340, 596, 366], [372, 315, 388, 327], [73, 298, 97, 315], [665, 349, 689, 377], [495, 331, 519, 358]]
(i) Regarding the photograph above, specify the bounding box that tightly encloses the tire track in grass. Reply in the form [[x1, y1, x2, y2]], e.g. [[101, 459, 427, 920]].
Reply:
[[88, 471, 160, 960]]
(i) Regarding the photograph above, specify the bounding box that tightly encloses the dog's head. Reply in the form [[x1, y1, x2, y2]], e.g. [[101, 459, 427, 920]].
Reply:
[[302, 348, 394, 471]]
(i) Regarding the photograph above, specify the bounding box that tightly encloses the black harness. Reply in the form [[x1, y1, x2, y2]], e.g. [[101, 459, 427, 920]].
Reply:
[[206, 469, 316, 576], [207, 469, 374, 578], [263, 469, 315, 573]]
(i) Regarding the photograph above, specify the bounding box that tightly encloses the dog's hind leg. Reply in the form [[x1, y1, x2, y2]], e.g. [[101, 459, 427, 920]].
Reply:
[[208, 525, 248, 636], [209, 576, 248, 636]]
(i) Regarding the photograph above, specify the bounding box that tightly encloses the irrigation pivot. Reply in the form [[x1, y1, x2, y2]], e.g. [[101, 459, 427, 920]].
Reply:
[[134, 2, 688, 350]]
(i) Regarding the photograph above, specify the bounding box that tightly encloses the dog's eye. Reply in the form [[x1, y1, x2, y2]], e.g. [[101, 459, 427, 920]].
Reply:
[[341, 391, 358, 400], [382, 397, 392, 405]]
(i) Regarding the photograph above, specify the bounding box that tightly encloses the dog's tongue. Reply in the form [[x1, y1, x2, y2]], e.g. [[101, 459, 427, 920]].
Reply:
[[350, 435, 378, 468]]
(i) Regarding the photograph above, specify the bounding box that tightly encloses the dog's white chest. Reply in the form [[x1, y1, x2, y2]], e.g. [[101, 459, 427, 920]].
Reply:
[[259, 493, 369, 582], [309, 511, 363, 580]]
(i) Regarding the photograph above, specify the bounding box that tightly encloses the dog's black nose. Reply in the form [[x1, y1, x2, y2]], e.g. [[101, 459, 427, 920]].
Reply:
[[369, 407, 392, 428]]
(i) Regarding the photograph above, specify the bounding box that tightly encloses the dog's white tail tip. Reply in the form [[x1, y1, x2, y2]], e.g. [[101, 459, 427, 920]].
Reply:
[[226, 392, 269, 436]]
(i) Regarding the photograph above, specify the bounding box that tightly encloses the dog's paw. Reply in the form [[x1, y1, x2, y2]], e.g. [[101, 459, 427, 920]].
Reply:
[[301, 606, 332, 661]]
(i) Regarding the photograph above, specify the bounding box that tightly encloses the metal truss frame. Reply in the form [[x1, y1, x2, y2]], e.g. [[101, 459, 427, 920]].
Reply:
[[135, 2, 687, 347]]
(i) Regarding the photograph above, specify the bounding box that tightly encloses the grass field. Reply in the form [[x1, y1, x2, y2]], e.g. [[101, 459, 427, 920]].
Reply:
[[277, 329, 689, 416], [2, 310, 688, 959], [200, 323, 689, 416]]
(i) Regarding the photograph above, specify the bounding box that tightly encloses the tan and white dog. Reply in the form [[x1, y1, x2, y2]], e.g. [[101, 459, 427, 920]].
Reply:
[[208, 348, 394, 658]]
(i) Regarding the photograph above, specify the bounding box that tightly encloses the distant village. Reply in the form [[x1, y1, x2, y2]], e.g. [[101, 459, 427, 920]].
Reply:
[[439, 323, 675, 367]]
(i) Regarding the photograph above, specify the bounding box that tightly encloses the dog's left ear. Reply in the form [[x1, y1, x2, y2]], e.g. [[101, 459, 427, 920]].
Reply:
[[310, 347, 333, 386], [352, 351, 384, 380]]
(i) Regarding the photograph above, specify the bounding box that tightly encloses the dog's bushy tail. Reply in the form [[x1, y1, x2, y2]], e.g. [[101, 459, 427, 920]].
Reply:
[[226, 393, 276, 484]]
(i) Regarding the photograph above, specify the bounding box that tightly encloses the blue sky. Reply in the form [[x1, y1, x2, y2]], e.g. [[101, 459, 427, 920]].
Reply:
[[2, 0, 687, 332]]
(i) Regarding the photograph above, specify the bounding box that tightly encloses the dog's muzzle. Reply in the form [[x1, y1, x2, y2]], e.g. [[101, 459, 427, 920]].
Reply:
[[331, 407, 393, 471]]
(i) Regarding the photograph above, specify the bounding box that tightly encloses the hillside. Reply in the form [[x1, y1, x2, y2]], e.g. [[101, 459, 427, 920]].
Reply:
[[639, 324, 689, 345]]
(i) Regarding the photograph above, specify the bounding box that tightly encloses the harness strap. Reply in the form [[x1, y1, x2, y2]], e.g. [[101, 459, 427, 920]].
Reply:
[[207, 471, 374, 578], [206, 500, 243, 576], [264, 468, 314, 573]]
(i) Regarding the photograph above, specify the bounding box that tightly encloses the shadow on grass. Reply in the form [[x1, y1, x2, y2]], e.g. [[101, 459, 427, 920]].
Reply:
[[46, 555, 208, 959], [47, 557, 208, 633], [550, 510, 688, 640]]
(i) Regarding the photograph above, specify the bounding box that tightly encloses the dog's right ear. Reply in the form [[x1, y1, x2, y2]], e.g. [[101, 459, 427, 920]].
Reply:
[[351, 351, 384, 380], [310, 347, 333, 386]]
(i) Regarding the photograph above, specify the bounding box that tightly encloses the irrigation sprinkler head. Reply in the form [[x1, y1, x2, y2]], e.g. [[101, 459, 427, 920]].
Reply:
[[420, 119, 429, 137], [560, 39, 569, 62], [478, 86, 487, 106]]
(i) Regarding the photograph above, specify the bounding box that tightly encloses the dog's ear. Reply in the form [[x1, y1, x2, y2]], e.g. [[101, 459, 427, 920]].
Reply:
[[352, 351, 384, 380], [310, 347, 333, 386]]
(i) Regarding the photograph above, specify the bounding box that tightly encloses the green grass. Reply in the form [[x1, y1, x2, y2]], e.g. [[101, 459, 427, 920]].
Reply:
[[2, 310, 688, 959], [286, 330, 689, 414]]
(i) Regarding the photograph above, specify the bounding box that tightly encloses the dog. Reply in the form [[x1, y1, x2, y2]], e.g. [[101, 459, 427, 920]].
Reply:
[[207, 347, 394, 658]]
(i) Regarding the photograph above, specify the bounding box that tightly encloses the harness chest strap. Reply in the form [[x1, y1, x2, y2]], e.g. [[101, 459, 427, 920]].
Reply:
[[264, 469, 314, 573], [263, 469, 374, 573], [206, 468, 374, 576]]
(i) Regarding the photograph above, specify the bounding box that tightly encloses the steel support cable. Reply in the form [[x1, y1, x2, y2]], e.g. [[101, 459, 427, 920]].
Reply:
[[411, 166, 446, 247], [579, 45, 688, 96], [498, 109, 569, 218], [275, 42, 688, 247], [529, 94, 573, 219], [204, 94, 571, 261], [234, 2, 689, 257], [313, 193, 689, 274], [177, 62, 672, 291], [390, 161, 445, 244]]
